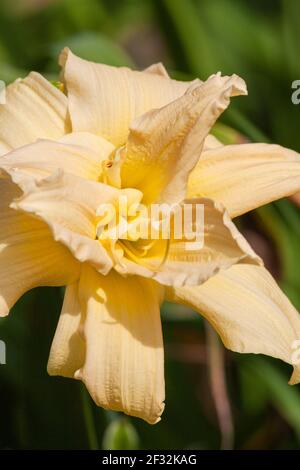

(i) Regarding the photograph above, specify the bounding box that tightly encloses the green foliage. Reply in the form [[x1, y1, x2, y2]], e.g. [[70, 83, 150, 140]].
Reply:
[[102, 417, 139, 450], [49, 32, 133, 69], [1, 0, 300, 450], [246, 358, 300, 442]]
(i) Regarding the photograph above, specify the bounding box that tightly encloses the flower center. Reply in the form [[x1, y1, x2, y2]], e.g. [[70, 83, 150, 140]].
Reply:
[[95, 181, 170, 272]]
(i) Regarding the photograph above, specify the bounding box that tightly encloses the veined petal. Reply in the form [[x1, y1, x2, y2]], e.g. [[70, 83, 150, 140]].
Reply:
[[76, 265, 165, 424], [0, 132, 114, 181], [122, 73, 247, 205], [60, 48, 194, 147], [48, 283, 85, 377], [114, 198, 261, 287], [187, 143, 300, 218], [0, 176, 80, 316], [10, 170, 119, 274], [166, 265, 300, 384], [0, 72, 70, 155]]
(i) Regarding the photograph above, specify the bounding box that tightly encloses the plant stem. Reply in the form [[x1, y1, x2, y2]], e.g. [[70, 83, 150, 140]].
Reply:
[[205, 322, 234, 450], [80, 384, 99, 450]]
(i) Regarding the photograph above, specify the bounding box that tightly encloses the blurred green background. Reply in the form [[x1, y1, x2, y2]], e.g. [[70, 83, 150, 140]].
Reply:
[[1, 0, 300, 450]]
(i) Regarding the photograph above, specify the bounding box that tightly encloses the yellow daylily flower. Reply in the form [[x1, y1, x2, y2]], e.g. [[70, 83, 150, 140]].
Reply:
[[1, 49, 300, 424]]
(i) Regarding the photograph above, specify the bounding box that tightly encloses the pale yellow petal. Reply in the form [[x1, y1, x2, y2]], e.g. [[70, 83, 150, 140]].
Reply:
[[48, 283, 85, 378], [187, 143, 300, 218], [122, 73, 247, 204], [114, 198, 261, 287], [10, 170, 119, 274], [166, 264, 300, 384], [143, 62, 170, 77], [0, 176, 80, 316], [0, 132, 114, 181], [60, 48, 193, 147], [76, 265, 165, 424], [0, 72, 70, 155]]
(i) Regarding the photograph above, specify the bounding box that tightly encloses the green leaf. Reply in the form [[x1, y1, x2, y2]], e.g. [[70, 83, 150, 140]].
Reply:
[[50, 32, 134, 68], [239, 364, 269, 415], [102, 418, 139, 450], [282, 0, 300, 78], [256, 203, 300, 291], [0, 62, 27, 83], [244, 358, 300, 442], [160, 0, 215, 76]]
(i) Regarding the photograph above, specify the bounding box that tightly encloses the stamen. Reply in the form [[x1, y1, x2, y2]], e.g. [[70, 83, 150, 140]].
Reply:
[[101, 146, 125, 188]]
